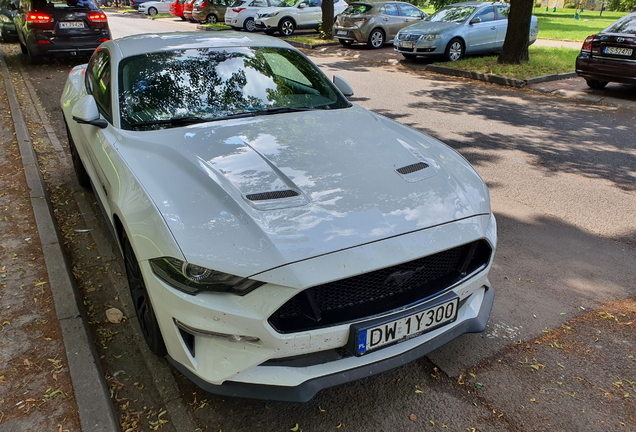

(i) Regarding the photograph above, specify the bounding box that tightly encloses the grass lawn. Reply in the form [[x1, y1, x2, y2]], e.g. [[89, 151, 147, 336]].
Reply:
[[534, 8, 630, 41], [437, 45, 579, 80], [283, 35, 338, 45]]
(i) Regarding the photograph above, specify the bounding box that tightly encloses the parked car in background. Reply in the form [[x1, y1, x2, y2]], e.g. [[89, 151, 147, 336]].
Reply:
[[130, 0, 154, 9], [139, 0, 173, 15], [169, 0, 187, 19], [183, 0, 197, 21], [334, 1, 426, 49], [61, 31, 496, 403], [394, 1, 538, 61], [576, 11, 636, 89], [14, 0, 110, 64], [191, 0, 227, 24], [255, 0, 347, 36], [0, 0, 18, 42], [224, 0, 284, 31]]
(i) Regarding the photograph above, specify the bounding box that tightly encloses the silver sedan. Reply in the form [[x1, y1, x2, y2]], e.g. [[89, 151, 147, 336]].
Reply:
[[394, 1, 538, 61]]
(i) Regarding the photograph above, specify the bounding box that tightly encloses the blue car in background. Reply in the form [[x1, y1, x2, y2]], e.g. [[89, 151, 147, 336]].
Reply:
[[0, 0, 18, 42], [394, 1, 538, 61]]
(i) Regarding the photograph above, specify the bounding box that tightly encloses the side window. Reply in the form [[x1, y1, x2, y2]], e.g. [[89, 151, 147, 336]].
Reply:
[[399, 3, 423, 18], [253, 0, 265, 6], [473, 6, 495, 23], [85, 50, 112, 123], [380, 3, 398, 16], [495, 5, 509, 20], [307, 0, 320, 6]]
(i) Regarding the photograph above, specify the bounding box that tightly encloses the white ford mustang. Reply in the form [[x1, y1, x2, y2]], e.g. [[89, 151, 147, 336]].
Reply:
[[61, 32, 497, 402]]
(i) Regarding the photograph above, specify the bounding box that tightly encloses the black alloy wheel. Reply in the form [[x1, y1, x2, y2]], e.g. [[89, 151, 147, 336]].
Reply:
[[122, 234, 167, 357], [278, 18, 295, 36], [586, 79, 608, 90], [367, 28, 384, 49], [205, 13, 217, 24]]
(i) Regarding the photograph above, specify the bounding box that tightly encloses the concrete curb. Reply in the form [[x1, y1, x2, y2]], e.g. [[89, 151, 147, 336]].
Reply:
[[0, 48, 120, 432], [422, 65, 577, 88]]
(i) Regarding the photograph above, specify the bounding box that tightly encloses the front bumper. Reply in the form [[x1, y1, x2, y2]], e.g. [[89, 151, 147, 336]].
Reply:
[[394, 37, 443, 57], [255, 17, 276, 30], [146, 214, 496, 401]]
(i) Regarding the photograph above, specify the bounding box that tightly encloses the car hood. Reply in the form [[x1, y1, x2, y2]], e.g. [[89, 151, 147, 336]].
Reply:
[[118, 105, 490, 277], [399, 20, 461, 35]]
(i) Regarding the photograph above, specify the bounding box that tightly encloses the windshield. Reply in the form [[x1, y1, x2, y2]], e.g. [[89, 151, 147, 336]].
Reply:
[[604, 14, 636, 35], [426, 5, 475, 23], [342, 3, 371, 14], [118, 47, 350, 131]]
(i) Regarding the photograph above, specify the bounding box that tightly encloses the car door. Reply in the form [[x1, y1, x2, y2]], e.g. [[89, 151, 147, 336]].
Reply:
[[493, 4, 509, 50], [464, 5, 496, 53], [297, 0, 321, 27], [377, 3, 403, 42]]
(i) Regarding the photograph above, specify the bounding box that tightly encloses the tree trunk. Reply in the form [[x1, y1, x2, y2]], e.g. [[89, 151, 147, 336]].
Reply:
[[498, 0, 534, 64], [321, 0, 334, 39]]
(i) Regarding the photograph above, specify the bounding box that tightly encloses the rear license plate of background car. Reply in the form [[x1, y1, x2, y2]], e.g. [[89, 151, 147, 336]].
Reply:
[[604, 46, 633, 56], [352, 296, 458, 356], [399, 41, 414, 49], [59, 21, 85, 29]]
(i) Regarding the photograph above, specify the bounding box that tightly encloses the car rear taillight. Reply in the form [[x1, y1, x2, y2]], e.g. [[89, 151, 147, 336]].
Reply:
[[581, 35, 595, 52], [353, 17, 368, 24], [201, 1, 208, 7], [27, 13, 53, 23], [88, 13, 108, 22], [232, 7, 245, 12]]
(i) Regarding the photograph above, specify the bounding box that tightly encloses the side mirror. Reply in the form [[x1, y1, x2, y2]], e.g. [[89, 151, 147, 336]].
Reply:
[[420, 12, 426, 19], [333, 75, 353, 97], [71, 95, 108, 129], [298, 2, 306, 7], [470, 16, 481, 24]]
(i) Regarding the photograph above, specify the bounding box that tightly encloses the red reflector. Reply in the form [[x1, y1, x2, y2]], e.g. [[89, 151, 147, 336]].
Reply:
[[27, 13, 52, 23], [201, 1, 207, 7], [88, 13, 108, 22], [581, 35, 595, 51], [37, 40, 51, 44], [98, 38, 109, 42], [232, 7, 245, 12]]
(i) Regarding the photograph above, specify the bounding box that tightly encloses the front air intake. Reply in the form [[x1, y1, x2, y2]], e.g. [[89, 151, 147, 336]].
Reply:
[[396, 162, 428, 175], [246, 190, 299, 201]]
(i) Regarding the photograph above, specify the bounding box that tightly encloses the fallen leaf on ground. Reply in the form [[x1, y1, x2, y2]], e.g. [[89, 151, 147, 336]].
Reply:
[[106, 307, 124, 323]]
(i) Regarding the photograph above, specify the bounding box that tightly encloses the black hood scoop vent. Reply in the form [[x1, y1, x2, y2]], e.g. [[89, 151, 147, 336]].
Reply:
[[396, 162, 429, 175], [246, 190, 300, 201]]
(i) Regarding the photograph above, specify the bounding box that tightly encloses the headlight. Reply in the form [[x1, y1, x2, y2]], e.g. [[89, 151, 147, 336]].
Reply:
[[259, 11, 279, 18], [150, 257, 265, 295], [0, 15, 10, 23], [421, 34, 441, 40]]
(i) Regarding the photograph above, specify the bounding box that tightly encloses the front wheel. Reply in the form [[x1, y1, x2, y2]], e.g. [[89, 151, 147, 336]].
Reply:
[[148, 7, 157, 16], [444, 38, 464, 62], [122, 234, 167, 357], [367, 28, 384, 49], [205, 14, 217, 24], [243, 17, 256, 32], [278, 18, 295, 37], [585, 79, 608, 90]]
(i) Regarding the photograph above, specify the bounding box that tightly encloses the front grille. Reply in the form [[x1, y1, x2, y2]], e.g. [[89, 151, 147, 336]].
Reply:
[[397, 33, 420, 42], [268, 240, 492, 333]]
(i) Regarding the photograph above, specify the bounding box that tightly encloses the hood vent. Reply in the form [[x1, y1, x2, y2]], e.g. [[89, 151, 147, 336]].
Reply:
[[246, 190, 300, 201], [396, 162, 428, 175]]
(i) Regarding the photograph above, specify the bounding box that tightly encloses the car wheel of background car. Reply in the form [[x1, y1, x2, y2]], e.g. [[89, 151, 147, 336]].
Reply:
[[278, 18, 295, 36], [66, 124, 92, 189], [367, 28, 384, 49], [243, 17, 256, 32], [585, 79, 608, 90], [402, 53, 417, 60], [122, 233, 167, 357], [444, 38, 464, 62], [205, 14, 217, 24], [180, 16, 187, 20], [339, 39, 353, 47], [148, 7, 158, 15], [26, 45, 40, 65]]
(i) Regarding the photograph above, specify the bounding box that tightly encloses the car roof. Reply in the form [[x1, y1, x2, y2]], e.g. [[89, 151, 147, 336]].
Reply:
[[102, 32, 295, 60]]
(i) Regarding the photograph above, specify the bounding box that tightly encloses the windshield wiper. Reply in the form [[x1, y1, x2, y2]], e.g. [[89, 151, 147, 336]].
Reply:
[[211, 107, 315, 122], [130, 116, 210, 128]]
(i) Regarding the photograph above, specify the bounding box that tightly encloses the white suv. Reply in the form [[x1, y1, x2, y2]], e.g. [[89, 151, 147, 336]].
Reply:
[[225, 0, 285, 31], [255, 0, 347, 36]]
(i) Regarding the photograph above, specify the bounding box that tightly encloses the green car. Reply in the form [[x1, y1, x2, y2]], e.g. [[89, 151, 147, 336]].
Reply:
[[334, 1, 427, 49]]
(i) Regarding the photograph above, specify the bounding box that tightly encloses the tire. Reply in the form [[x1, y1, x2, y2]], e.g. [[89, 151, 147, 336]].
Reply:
[[585, 79, 608, 90], [367, 28, 384, 49], [278, 18, 295, 37], [122, 233, 167, 357], [66, 124, 92, 189], [402, 53, 417, 60], [148, 7, 158, 16], [243, 17, 256, 32], [339, 39, 353, 47], [19, 40, 27, 54], [26, 45, 40, 65], [444, 38, 464, 62], [205, 14, 217, 24], [180, 16, 187, 20]]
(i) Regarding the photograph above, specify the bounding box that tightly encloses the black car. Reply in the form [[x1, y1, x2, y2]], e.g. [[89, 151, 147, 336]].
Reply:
[[0, 0, 18, 41], [14, 0, 111, 64], [576, 12, 636, 89]]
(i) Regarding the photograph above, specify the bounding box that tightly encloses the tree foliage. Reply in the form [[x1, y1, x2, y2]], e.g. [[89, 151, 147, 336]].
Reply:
[[429, 0, 456, 10]]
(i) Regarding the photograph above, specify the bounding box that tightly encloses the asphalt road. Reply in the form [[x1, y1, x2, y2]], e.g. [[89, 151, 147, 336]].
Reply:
[[3, 11, 635, 431]]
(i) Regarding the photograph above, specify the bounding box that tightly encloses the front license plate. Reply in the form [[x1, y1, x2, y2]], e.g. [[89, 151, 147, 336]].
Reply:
[[350, 295, 459, 356], [336, 30, 347, 36], [604, 46, 633, 56], [398, 41, 414, 49], [59, 21, 85, 29]]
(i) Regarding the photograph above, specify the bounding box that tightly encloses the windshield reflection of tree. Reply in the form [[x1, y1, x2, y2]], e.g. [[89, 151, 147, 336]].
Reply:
[[119, 48, 339, 131], [428, 7, 475, 23]]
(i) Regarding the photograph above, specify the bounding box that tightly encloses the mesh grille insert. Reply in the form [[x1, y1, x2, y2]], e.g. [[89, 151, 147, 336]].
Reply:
[[268, 240, 492, 333], [246, 190, 299, 201], [396, 162, 428, 175]]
